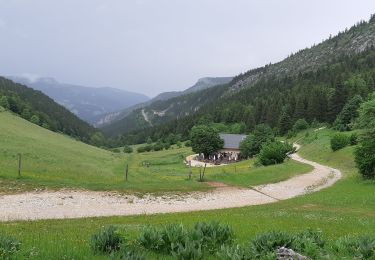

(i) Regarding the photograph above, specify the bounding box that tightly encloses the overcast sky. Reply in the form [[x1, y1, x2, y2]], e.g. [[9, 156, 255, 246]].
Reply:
[[0, 1, 374, 97]]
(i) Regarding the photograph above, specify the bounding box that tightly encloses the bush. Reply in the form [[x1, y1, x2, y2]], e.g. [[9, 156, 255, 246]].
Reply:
[[30, 114, 40, 125], [172, 240, 203, 260], [153, 143, 164, 151], [330, 133, 349, 151], [332, 236, 375, 259], [349, 133, 358, 145], [139, 222, 233, 257], [257, 141, 293, 166], [112, 148, 121, 153], [250, 230, 326, 259], [293, 118, 309, 132], [354, 134, 375, 179], [193, 222, 233, 252], [185, 140, 192, 147], [163, 143, 171, 150], [0, 234, 21, 258], [91, 226, 123, 254], [138, 226, 165, 252], [137, 145, 153, 153], [123, 145, 133, 153], [240, 124, 275, 158]]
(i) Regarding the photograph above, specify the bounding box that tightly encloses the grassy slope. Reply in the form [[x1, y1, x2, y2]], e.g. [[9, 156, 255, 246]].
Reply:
[[1, 128, 373, 259], [0, 111, 309, 194]]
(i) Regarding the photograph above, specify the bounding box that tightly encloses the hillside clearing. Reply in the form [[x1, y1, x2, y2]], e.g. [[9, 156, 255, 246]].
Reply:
[[0, 143, 340, 221], [0, 111, 310, 194]]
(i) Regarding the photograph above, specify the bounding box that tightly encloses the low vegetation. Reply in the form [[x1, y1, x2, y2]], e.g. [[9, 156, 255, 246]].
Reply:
[[0, 111, 310, 194], [257, 141, 293, 166], [0, 128, 373, 259]]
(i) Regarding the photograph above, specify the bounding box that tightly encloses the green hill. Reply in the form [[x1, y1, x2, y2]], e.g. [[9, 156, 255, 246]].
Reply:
[[112, 16, 375, 144], [0, 76, 96, 143], [0, 110, 310, 194]]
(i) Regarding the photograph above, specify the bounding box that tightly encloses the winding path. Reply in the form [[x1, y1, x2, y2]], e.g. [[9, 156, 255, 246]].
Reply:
[[0, 144, 341, 221]]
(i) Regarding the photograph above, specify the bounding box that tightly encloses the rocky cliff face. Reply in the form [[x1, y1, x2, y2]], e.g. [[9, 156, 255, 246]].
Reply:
[[231, 19, 375, 91]]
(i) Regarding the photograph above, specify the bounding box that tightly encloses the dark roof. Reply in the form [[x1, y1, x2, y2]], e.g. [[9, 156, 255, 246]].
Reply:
[[219, 134, 247, 150]]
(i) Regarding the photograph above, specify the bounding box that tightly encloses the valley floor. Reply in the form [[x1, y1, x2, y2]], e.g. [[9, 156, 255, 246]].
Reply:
[[0, 144, 341, 221]]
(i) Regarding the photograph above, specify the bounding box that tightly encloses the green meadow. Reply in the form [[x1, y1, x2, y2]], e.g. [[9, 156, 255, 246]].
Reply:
[[0, 111, 310, 194], [0, 113, 374, 258]]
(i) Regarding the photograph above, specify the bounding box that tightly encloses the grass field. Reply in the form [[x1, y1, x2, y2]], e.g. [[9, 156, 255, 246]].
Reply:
[[0, 111, 310, 194], [0, 125, 374, 259]]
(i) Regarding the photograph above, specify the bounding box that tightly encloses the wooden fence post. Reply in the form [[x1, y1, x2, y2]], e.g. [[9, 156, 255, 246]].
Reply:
[[202, 163, 207, 180], [188, 161, 192, 180], [125, 164, 128, 181], [18, 154, 22, 177]]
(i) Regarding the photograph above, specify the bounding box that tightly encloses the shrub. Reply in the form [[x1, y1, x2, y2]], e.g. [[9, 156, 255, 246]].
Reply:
[[0, 106, 5, 112], [112, 148, 121, 153], [30, 114, 40, 125], [257, 141, 293, 166], [160, 224, 187, 254], [240, 124, 275, 158], [332, 236, 375, 259], [138, 226, 165, 252], [185, 140, 192, 147], [91, 226, 123, 254], [172, 240, 203, 260], [250, 229, 326, 259], [330, 133, 349, 151], [293, 118, 309, 132], [123, 145, 133, 153], [139, 222, 233, 257], [0, 96, 9, 110], [137, 145, 153, 153], [193, 222, 234, 252], [153, 143, 164, 151], [354, 134, 375, 179], [250, 231, 294, 258], [176, 141, 182, 148], [163, 143, 171, 150], [0, 234, 21, 258], [349, 133, 358, 145]]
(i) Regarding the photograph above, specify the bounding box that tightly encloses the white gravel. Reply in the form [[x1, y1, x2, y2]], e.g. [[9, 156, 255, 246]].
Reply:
[[0, 144, 341, 221]]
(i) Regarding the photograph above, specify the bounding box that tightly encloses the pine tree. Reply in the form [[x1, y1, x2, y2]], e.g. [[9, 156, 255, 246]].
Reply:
[[279, 108, 293, 135]]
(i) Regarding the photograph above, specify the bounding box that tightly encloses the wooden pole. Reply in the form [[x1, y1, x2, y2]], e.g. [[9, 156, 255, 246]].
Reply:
[[18, 154, 22, 177], [188, 161, 192, 180], [202, 163, 207, 180], [125, 164, 128, 181]]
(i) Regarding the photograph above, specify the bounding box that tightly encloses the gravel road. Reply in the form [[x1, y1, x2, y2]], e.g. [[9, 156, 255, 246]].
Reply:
[[0, 144, 341, 221]]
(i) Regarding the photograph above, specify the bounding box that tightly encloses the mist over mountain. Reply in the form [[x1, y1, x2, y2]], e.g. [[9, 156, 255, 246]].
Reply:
[[7, 76, 150, 124], [94, 76, 232, 128]]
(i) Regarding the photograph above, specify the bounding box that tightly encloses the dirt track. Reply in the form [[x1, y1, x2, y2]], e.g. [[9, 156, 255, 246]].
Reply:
[[0, 144, 341, 221]]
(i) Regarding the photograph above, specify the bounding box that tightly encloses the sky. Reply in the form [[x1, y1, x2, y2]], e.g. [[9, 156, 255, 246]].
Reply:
[[0, 1, 374, 97]]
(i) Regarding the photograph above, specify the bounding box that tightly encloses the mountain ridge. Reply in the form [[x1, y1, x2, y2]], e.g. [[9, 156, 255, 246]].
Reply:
[[7, 76, 150, 124]]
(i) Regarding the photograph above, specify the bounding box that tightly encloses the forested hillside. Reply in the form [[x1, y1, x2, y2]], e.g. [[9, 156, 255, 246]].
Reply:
[[118, 16, 375, 145], [0, 77, 97, 143], [101, 77, 232, 136], [8, 76, 150, 124]]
